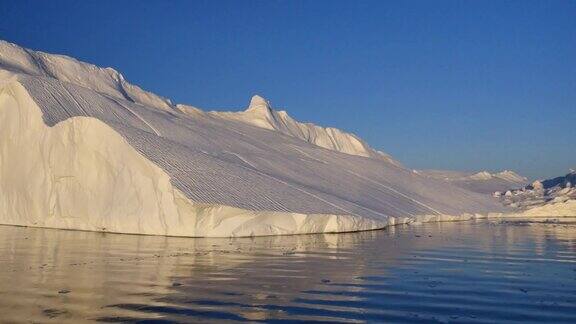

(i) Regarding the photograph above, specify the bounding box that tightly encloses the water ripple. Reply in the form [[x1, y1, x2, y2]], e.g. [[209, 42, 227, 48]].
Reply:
[[0, 219, 575, 323]]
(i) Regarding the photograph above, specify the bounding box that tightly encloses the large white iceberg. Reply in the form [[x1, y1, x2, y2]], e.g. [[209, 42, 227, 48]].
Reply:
[[0, 40, 507, 237]]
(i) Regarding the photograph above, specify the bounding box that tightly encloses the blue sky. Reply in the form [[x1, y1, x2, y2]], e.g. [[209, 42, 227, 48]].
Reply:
[[1, 0, 574, 180]]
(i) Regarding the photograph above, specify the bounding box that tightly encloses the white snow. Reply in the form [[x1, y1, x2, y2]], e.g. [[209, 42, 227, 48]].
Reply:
[[494, 170, 527, 183], [417, 169, 528, 194], [1, 39, 566, 237], [213, 95, 403, 167], [498, 171, 576, 211], [0, 81, 389, 237]]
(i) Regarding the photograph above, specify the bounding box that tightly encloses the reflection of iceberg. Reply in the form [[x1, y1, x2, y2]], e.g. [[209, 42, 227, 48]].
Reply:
[[2, 221, 575, 322], [0, 225, 393, 322], [0, 40, 504, 237], [0, 223, 451, 322]]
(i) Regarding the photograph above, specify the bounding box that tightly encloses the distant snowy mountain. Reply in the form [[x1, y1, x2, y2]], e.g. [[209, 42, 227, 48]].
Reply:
[[416, 170, 528, 194], [0, 40, 507, 237]]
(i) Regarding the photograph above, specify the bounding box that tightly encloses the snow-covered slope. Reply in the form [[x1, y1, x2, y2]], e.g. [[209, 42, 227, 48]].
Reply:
[[0, 40, 507, 237], [416, 170, 528, 194], [0, 41, 173, 110], [214, 95, 403, 166]]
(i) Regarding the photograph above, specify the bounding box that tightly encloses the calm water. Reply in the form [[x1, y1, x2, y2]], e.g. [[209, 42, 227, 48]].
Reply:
[[0, 219, 575, 323]]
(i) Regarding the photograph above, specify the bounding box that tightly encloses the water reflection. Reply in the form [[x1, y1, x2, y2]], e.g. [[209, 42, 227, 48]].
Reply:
[[0, 219, 575, 323]]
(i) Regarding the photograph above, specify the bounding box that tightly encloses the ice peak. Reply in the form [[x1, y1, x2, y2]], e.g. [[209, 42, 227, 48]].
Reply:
[[470, 171, 493, 180], [246, 95, 272, 114]]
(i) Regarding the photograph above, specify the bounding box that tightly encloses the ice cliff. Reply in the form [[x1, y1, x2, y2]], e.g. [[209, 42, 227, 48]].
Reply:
[[0, 40, 507, 237]]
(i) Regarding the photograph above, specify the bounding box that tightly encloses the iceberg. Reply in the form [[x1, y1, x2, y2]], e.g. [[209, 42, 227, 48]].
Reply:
[[0, 40, 507, 237], [498, 170, 576, 211]]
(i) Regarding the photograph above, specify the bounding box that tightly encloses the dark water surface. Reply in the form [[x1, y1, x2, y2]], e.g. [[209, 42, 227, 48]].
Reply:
[[0, 219, 575, 323]]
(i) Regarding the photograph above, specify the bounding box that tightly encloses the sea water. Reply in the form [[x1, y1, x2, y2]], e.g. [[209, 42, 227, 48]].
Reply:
[[0, 219, 575, 323]]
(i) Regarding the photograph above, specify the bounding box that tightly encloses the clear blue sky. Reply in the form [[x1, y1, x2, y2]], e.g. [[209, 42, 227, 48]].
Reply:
[[1, 0, 574, 180]]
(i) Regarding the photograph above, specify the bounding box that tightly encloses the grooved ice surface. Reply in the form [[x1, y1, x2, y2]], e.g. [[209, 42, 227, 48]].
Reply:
[[0, 40, 505, 226]]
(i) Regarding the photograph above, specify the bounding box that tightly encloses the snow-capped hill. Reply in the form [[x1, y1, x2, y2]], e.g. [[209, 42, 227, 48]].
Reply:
[[0, 40, 173, 111], [417, 169, 528, 194], [0, 40, 507, 237], [214, 95, 402, 166]]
